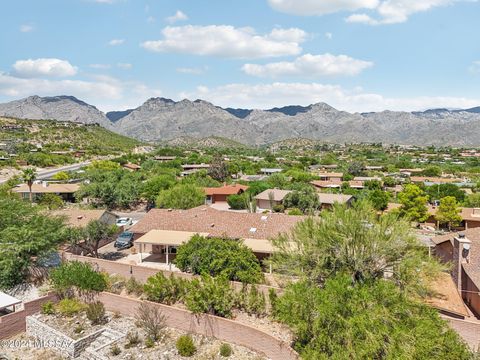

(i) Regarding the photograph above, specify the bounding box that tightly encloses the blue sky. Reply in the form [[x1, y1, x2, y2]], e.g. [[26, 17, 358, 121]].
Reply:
[[0, 0, 479, 112]]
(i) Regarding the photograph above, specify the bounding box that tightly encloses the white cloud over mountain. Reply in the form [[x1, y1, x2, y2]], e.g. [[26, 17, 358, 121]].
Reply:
[[13, 58, 78, 78], [141, 25, 306, 58], [166, 10, 188, 24], [242, 53, 373, 78]]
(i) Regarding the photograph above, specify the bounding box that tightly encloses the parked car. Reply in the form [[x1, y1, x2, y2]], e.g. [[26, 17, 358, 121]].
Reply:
[[116, 217, 133, 227], [114, 231, 134, 250]]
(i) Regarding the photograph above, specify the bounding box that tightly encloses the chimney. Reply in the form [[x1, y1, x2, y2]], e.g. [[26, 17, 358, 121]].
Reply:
[[452, 233, 471, 292], [42, 181, 49, 188]]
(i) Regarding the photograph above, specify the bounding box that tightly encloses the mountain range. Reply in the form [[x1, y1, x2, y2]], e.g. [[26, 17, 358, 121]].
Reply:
[[2, 95, 480, 146]]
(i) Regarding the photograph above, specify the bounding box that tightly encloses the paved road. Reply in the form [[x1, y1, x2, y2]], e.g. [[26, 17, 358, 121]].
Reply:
[[0, 161, 91, 184]]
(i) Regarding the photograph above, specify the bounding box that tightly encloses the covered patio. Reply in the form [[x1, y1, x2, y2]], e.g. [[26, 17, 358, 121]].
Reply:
[[135, 230, 210, 265], [0, 291, 22, 316]]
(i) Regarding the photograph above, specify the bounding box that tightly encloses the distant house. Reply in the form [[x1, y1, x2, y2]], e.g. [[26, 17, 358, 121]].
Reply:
[[123, 163, 141, 172], [318, 193, 354, 209], [260, 168, 283, 176], [310, 180, 341, 189], [255, 189, 292, 210], [154, 156, 176, 162], [51, 209, 118, 228], [181, 163, 210, 177], [239, 174, 269, 182], [317, 172, 343, 183], [12, 182, 80, 202], [204, 184, 249, 204]]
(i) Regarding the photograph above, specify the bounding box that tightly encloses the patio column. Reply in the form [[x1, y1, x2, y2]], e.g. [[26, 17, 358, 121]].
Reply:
[[166, 245, 169, 264]]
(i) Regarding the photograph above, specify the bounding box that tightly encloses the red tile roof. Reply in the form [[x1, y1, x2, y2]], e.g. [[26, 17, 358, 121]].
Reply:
[[129, 206, 304, 240], [203, 184, 248, 196]]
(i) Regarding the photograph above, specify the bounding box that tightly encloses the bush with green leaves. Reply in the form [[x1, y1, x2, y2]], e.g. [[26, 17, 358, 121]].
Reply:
[[50, 261, 107, 298], [125, 277, 144, 296], [86, 301, 106, 325], [275, 275, 472, 359], [110, 344, 121, 356], [143, 273, 186, 305], [236, 285, 266, 317], [38, 193, 64, 210], [185, 275, 235, 318], [226, 193, 248, 210], [175, 235, 263, 284], [176, 335, 196, 357], [287, 208, 303, 216], [125, 331, 141, 349], [56, 298, 86, 317], [41, 300, 55, 315], [219, 343, 233, 357]]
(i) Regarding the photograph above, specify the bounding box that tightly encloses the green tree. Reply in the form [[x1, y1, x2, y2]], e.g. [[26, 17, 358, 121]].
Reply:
[[275, 275, 471, 359], [38, 193, 64, 210], [464, 192, 480, 207], [68, 220, 117, 258], [421, 165, 442, 177], [398, 184, 429, 223], [368, 189, 390, 211], [426, 183, 466, 203], [0, 191, 66, 289], [272, 201, 440, 295], [52, 171, 70, 181], [156, 183, 205, 209], [175, 235, 263, 283], [435, 196, 462, 230], [21, 167, 37, 202], [50, 261, 107, 298], [142, 174, 176, 202], [283, 186, 319, 214]]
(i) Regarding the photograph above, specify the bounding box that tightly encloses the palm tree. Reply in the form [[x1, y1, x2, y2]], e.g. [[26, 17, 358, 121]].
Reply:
[[22, 168, 37, 202]]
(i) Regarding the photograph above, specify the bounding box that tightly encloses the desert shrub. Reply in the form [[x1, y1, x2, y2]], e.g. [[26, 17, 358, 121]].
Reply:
[[176, 335, 196, 357], [110, 344, 121, 356], [236, 285, 266, 317], [287, 208, 303, 216], [272, 204, 285, 213], [144, 273, 186, 305], [86, 301, 106, 325], [125, 331, 141, 349], [185, 275, 235, 318], [41, 300, 55, 315], [74, 324, 84, 334], [175, 235, 263, 284], [226, 193, 248, 210], [104, 273, 126, 295], [56, 298, 86, 316], [38, 193, 64, 210], [50, 261, 107, 298], [135, 302, 167, 341], [125, 277, 144, 296], [144, 337, 155, 348], [220, 343, 233, 357], [268, 288, 279, 316]]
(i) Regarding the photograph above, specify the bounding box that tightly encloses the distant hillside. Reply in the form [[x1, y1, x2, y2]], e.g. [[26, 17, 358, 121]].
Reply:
[[3, 95, 480, 146], [0, 117, 140, 156], [164, 136, 247, 149], [0, 95, 113, 128]]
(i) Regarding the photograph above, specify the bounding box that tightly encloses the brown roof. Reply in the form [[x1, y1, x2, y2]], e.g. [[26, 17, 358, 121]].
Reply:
[[310, 180, 341, 188], [129, 206, 305, 240], [426, 272, 470, 318], [410, 176, 461, 184], [204, 184, 248, 196], [123, 163, 141, 170], [317, 172, 343, 178], [318, 193, 353, 205], [255, 189, 292, 201], [13, 183, 80, 194], [51, 209, 114, 227]]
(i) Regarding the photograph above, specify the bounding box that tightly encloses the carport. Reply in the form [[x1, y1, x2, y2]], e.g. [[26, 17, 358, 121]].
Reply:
[[0, 291, 22, 316]]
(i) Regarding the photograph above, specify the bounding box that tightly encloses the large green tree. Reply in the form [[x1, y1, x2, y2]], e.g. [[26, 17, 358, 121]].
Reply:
[[67, 220, 117, 258], [435, 196, 462, 230], [156, 183, 205, 209], [21, 167, 37, 202], [0, 191, 66, 288], [398, 184, 429, 223]]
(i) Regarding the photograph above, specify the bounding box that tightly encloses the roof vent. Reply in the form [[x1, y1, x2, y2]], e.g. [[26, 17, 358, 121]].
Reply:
[[249, 227, 257, 233], [77, 215, 83, 220], [210, 223, 215, 227], [261, 216, 268, 222], [458, 233, 466, 239]]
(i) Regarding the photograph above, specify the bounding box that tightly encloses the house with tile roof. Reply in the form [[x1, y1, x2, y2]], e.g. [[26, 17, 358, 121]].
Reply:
[[12, 182, 80, 202], [255, 189, 292, 210], [204, 184, 248, 204]]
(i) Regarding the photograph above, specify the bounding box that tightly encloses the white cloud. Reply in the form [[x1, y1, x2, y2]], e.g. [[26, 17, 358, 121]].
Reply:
[[108, 39, 125, 46], [117, 62, 132, 69], [268, 0, 379, 15], [242, 53, 373, 78], [89, 63, 111, 69], [269, 0, 469, 25], [141, 25, 306, 59], [176, 66, 207, 75], [13, 58, 78, 78], [165, 10, 188, 24], [181, 82, 480, 113], [0, 71, 161, 112], [20, 24, 34, 33], [325, 32, 333, 40]]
